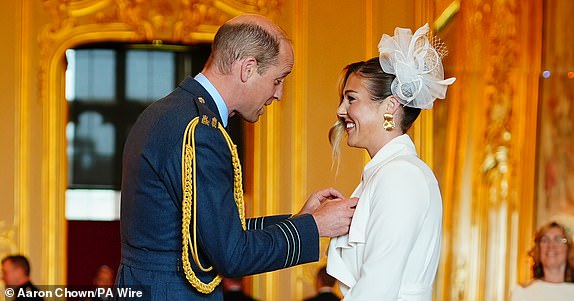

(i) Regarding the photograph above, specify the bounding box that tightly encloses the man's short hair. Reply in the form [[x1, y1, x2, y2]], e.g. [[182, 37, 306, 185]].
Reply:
[[2, 255, 31, 276], [211, 22, 282, 75]]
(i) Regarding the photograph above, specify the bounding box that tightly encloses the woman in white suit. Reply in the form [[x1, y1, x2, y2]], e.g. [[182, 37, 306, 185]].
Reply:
[[326, 24, 455, 300]]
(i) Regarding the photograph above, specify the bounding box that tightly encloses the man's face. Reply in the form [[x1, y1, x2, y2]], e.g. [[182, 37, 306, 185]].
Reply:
[[237, 40, 294, 122], [1, 260, 25, 286]]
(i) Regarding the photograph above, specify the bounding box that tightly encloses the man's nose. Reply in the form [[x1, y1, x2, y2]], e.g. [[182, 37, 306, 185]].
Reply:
[[273, 85, 283, 101]]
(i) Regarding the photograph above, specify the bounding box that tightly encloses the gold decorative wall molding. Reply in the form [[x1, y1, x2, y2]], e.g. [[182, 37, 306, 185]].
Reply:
[[41, 0, 280, 42], [39, 0, 282, 99], [287, 1, 311, 299], [536, 0, 574, 230], [37, 0, 280, 285], [0, 221, 18, 258], [473, 1, 520, 299], [439, 0, 542, 300]]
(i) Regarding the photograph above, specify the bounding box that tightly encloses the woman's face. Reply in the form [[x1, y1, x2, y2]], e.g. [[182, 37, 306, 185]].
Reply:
[[336, 73, 387, 157], [539, 227, 569, 270]]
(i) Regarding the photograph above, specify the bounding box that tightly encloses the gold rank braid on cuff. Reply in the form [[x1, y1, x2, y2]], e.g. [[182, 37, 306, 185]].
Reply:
[[181, 117, 246, 294]]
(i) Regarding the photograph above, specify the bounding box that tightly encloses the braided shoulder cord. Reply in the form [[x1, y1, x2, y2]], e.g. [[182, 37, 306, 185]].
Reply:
[[218, 123, 246, 230], [181, 117, 246, 294]]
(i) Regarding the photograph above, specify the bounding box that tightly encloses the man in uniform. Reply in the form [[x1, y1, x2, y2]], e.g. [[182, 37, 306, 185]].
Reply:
[[116, 14, 357, 300]]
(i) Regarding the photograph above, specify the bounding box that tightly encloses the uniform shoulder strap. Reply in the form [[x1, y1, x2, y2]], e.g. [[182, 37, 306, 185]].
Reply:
[[192, 96, 220, 129]]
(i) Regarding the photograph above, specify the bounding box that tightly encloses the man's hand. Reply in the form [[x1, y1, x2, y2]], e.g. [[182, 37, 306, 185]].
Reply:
[[297, 187, 345, 216], [311, 197, 358, 237]]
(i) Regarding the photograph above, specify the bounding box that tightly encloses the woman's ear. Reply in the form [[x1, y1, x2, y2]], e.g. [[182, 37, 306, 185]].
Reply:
[[385, 96, 401, 114], [240, 57, 257, 82]]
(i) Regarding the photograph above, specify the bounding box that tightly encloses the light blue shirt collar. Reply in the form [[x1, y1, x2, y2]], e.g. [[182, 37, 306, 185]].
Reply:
[[194, 73, 229, 127]]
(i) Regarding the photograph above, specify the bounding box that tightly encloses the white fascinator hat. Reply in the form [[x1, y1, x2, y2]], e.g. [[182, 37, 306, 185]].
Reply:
[[378, 23, 456, 109]]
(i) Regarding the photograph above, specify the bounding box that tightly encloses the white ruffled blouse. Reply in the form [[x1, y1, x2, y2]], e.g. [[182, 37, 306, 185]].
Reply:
[[327, 134, 442, 300]]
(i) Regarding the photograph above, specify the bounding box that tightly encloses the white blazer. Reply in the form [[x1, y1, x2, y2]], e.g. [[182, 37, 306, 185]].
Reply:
[[327, 134, 442, 300]]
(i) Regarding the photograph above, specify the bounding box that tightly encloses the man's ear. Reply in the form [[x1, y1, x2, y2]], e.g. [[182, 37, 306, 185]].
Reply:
[[240, 57, 258, 82]]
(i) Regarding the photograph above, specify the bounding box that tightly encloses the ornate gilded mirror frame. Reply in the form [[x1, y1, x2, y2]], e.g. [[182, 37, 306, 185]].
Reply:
[[38, 0, 280, 284]]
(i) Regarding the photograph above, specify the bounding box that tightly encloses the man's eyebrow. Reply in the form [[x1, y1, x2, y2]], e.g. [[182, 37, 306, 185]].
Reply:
[[278, 70, 291, 78]]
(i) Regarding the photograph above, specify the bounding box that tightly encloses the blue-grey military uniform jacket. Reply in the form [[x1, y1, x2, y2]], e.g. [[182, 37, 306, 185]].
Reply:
[[115, 76, 319, 300]]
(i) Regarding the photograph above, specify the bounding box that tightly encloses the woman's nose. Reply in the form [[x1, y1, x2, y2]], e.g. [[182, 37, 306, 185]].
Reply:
[[337, 103, 347, 117]]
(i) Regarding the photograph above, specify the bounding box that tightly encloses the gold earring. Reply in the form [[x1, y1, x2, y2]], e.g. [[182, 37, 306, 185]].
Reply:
[[383, 113, 396, 131]]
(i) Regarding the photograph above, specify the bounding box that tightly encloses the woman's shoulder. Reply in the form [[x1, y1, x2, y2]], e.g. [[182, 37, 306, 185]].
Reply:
[[517, 279, 537, 288], [510, 280, 538, 301], [513, 280, 574, 297]]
